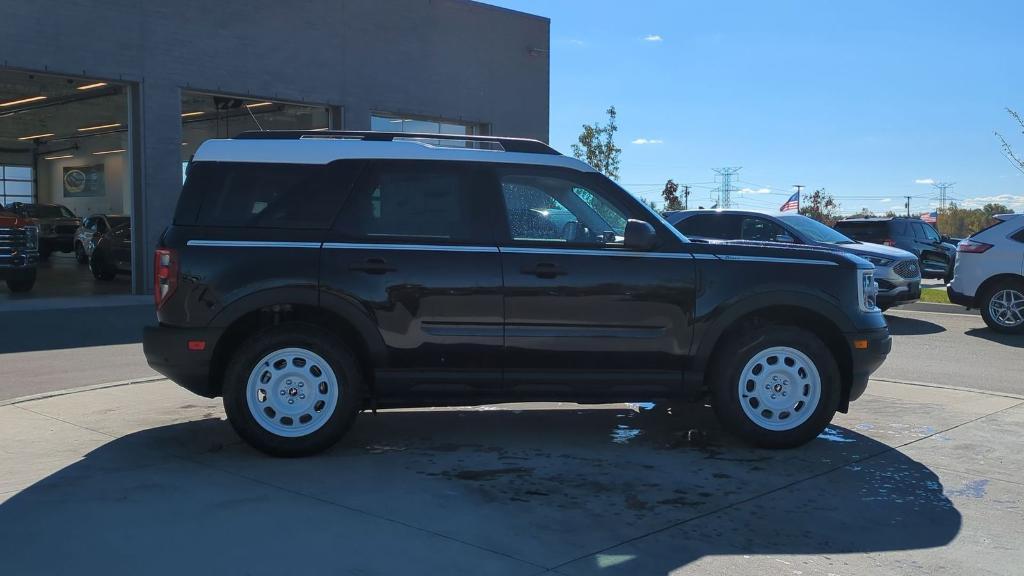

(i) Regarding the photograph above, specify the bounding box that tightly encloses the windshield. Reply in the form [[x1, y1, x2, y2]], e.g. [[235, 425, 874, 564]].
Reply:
[[108, 216, 130, 229], [778, 214, 856, 244], [25, 205, 75, 219]]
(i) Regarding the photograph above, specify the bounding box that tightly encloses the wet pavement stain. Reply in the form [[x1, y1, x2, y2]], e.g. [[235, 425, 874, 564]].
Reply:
[[446, 467, 534, 481]]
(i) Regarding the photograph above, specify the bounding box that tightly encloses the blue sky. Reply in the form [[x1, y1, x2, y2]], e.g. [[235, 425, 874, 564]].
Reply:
[[488, 0, 1024, 214]]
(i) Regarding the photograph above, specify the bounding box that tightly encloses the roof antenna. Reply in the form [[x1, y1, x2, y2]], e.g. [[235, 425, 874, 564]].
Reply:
[[245, 102, 265, 131]]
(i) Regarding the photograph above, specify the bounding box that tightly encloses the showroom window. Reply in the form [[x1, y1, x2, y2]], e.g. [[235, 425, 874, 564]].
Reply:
[[0, 165, 33, 206], [370, 114, 481, 137]]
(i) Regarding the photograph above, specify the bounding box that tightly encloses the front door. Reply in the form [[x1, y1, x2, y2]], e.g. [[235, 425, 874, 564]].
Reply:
[[494, 165, 696, 397], [912, 221, 950, 276], [319, 160, 504, 398]]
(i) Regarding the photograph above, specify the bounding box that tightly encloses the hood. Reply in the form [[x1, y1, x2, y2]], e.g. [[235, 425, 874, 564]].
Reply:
[[836, 241, 915, 260], [710, 239, 871, 269], [0, 211, 36, 228]]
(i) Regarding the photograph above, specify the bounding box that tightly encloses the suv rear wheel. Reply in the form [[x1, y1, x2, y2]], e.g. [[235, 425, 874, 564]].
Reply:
[[223, 323, 364, 456], [980, 279, 1024, 334], [711, 325, 840, 448]]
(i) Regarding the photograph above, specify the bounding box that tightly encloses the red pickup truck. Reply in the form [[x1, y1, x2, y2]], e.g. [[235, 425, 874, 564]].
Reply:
[[0, 208, 39, 292]]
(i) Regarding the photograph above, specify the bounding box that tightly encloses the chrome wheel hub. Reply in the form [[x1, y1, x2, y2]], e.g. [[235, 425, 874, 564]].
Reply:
[[989, 289, 1024, 327], [246, 347, 339, 437], [738, 346, 822, 431]]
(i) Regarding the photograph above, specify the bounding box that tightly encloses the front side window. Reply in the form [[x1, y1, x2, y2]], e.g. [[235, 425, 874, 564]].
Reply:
[[674, 214, 739, 240], [739, 217, 788, 242], [499, 171, 629, 246], [922, 223, 941, 241], [336, 162, 489, 243]]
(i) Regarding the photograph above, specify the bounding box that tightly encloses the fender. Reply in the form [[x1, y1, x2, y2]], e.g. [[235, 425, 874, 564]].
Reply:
[[690, 287, 855, 374]]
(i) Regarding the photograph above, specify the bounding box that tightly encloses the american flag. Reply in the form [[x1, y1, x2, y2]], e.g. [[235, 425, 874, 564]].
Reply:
[[921, 211, 937, 224], [780, 191, 800, 212]]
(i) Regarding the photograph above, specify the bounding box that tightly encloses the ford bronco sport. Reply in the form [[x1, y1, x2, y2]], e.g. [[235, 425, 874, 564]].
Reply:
[[144, 131, 891, 456]]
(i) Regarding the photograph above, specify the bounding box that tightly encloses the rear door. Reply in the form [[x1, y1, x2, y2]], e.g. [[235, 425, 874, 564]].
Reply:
[[320, 160, 504, 398], [495, 165, 695, 397], [912, 221, 951, 275]]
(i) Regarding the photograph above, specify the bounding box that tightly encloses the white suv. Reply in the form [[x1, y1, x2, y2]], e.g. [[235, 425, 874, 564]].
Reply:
[[948, 214, 1024, 333]]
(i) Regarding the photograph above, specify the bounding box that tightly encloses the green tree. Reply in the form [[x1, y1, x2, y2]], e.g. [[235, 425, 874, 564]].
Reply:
[[799, 188, 842, 225], [661, 179, 683, 211], [571, 106, 621, 180]]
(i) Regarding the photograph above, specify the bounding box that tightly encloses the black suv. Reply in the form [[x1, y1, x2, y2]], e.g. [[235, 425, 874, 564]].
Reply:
[[834, 217, 957, 281], [144, 131, 891, 456]]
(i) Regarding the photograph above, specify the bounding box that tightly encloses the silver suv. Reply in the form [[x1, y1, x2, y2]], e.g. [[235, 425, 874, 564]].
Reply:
[[665, 210, 922, 310]]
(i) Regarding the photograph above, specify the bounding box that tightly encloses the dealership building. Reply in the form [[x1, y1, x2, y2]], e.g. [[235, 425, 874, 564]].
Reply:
[[0, 0, 549, 301]]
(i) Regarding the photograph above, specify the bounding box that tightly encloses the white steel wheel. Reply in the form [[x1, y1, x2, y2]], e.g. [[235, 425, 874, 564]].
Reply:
[[987, 288, 1024, 328], [737, 346, 822, 431], [245, 347, 340, 438]]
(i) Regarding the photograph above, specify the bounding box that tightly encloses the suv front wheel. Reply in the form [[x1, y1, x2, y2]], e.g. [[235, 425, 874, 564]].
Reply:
[[711, 325, 840, 448], [222, 324, 364, 456]]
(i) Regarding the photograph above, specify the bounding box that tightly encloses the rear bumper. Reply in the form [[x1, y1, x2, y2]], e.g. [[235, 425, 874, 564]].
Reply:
[[143, 324, 223, 398], [947, 286, 975, 308], [845, 327, 892, 405]]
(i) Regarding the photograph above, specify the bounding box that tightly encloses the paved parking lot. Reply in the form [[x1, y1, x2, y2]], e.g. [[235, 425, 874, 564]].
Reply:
[[1, 378, 1022, 575]]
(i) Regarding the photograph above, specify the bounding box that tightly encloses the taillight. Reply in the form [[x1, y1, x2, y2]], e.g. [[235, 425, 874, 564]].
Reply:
[[957, 239, 993, 254], [882, 239, 896, 247], [154, 248, 178, 309]]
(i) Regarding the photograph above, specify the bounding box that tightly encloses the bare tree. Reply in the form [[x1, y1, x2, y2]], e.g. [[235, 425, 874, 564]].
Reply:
[[995, 108, 1024, 175]]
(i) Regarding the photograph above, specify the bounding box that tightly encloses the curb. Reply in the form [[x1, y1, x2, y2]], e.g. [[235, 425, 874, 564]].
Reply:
[[0, 376, 167, 407], [872, 377, 1024, 401]]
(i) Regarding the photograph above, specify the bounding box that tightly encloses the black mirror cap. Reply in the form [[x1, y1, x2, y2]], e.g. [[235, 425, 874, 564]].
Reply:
[[624, 219, 658, 251]]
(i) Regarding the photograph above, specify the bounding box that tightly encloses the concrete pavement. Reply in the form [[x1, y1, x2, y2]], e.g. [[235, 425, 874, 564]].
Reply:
[[1, 378, 1021, 575]]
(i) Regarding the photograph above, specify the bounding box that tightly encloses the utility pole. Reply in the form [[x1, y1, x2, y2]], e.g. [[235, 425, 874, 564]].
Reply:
[[904, 196, 913, 217], [682, 185, 691, 210], [932, 182, 955, 211], [712, 167, 741, 208]]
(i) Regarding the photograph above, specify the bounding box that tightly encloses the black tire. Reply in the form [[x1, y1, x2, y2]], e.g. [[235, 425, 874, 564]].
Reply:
[[979, 279, 1024, 335], [710, 324, 841, 449], [75, 242, 89, 264], [89, 251, 116, 280], [5, 269, 36, 293], [222, 323, 364, 457]]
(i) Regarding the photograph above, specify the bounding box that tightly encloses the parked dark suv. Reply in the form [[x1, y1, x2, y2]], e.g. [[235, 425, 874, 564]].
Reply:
[[834, 217, 957, 281], [144, 131, 891, 456]]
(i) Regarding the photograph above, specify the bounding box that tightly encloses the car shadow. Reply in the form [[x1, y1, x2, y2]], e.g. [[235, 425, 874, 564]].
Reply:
[[0, 404, 961, 573], [965, 327, 1024, 348], [884, 313, 946, 335]]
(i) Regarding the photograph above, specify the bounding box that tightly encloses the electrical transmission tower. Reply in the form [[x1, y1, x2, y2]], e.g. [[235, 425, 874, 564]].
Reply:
[[712, 167, 742, 208], [932, 182, 955, 210]]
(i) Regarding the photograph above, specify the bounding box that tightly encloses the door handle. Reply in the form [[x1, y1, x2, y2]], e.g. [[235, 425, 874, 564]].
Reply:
[[522, 262, 567, 278], [349, 258, 396, 274]]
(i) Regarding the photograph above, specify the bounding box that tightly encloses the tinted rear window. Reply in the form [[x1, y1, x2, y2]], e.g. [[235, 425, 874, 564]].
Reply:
[[178, 161, 361, 228], [834, 220, 890, 240], [674, 214, 740, 240]]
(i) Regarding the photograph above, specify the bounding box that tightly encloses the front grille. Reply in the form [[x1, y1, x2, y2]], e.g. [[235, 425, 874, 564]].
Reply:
[[56, 225, 77, 235], [893, 259, 920, 279], [0, 226, 33, 267]]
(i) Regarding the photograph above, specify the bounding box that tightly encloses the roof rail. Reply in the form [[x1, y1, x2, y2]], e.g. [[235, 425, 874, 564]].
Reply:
[[233, 130, 560, 155]]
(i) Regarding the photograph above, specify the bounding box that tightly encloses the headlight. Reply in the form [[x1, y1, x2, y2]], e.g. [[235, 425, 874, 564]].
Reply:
[[24, 226, 39, 251], [863, 255, 894, 267], [859, 270, 879, 312]]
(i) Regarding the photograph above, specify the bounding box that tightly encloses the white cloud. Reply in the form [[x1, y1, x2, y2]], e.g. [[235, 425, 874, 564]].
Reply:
[[914, 178, 935, 185], [643, 34, 663, 42], [631, 138, 663, 145], [961, 194, 1024, 211], [880, 198, 891, 203], [738, 187, 771, 195], [565, 38, 585, 46]]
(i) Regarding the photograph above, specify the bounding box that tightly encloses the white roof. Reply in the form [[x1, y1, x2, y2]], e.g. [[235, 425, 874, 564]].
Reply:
[[192, 138, 597, 172]]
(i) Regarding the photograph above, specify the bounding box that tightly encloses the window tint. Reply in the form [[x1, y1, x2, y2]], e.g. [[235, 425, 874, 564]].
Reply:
[[835, 220, 889, 240], [336, 162, 489, 242], [96, 219, 108, 233], [910, 222, 927, 239], [921, 223, 941, 241], [739, 217, 788, 242], [890, 220, 907, 235], [189, 161, 358, 228], [1012, 228, 1024, 243], [674, 214, 739, 240], [499, 171, 629, 245]]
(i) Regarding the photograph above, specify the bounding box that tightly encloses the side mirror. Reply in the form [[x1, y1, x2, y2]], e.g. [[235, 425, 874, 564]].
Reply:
[[775, 233, 796, 243], [624, 219, 658, 251]]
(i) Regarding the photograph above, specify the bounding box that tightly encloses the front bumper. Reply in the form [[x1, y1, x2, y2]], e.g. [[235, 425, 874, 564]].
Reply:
[[875, 261, 921, 306], [844, 326, 892, 407], [143, 324, 223, 398]]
